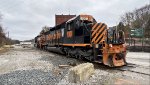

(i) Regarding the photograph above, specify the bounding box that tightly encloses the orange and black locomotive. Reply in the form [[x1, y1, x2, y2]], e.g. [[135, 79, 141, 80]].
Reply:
[[35, 14, 127, 67]]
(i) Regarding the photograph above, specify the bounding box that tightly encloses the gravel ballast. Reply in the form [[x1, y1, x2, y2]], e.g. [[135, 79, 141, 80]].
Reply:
[[0, 46, 149, 85]]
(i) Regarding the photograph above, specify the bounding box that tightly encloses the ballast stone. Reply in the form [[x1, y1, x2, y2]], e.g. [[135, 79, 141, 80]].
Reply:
[[68, 63, 94, 83]]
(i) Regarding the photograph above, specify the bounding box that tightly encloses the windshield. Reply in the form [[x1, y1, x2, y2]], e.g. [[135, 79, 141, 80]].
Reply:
[[107, 29, 125, 44]]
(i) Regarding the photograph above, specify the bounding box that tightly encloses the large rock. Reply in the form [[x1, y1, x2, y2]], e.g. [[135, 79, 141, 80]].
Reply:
[[68, 63, 94, 83]]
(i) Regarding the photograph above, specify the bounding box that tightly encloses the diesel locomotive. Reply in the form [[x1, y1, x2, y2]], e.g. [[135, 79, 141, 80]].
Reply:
[[34, 14, 127, 67]]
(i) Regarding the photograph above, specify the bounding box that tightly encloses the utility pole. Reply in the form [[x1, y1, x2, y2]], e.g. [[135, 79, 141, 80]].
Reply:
[[8, 31, 9, 39], [7, 31, 10, 45]]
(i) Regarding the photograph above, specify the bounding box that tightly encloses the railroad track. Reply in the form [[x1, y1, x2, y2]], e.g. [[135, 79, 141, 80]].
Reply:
[[92, 62, 150, 76], [114, 63, 150, 76]]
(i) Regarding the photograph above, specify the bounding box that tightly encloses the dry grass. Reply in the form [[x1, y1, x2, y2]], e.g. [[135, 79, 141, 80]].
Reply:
[[0, 47, 9, 54], [0, 45, 14, 54], [3, 45, 14, 48]]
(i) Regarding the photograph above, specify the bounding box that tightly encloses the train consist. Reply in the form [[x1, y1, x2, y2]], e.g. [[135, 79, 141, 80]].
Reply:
[[34, 14, 127, 67]]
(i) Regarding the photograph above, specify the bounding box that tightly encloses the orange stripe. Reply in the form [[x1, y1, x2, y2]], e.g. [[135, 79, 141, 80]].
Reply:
[[92, 25, 105, 43], [116, 79, 139, 85], [101, 36, 105, 42], [94, 25, 105, 39], [92, 23, 103, 37], [92, 23, 98, 30], [95, 30, 106, 43], [95, 25, 106, 43], [63, 44, 91, 47]]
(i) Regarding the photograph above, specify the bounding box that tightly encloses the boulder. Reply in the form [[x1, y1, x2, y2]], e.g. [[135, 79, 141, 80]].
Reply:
[[68, 63, 94, 83]]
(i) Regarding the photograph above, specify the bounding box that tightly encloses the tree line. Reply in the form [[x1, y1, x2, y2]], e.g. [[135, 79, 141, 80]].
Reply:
[[117, 4, 150, 39], [0, 13, 20, 47]]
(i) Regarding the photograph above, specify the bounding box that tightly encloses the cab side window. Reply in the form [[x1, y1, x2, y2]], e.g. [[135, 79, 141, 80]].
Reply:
[[68, 24, 71, 31], [66, 23, 71, 31]]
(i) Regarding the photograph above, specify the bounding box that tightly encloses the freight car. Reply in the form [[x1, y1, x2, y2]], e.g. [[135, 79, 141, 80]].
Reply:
[[35, 14, 127, 67]]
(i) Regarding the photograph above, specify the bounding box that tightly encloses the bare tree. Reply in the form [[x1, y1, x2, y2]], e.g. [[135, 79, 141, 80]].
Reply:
[[121, 4, 150, 38], [0, 12, 7, 46], [117, 22, 125, 31]]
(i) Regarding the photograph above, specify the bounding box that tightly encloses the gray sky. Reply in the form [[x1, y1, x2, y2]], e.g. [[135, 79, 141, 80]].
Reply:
[[0, 0, 149, 41]]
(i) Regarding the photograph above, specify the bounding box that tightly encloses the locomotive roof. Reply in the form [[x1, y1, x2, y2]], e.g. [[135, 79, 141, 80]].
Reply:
[[50, 21, 66, 31], [66, 16, 77, 23], [41, 15, 97, 33]]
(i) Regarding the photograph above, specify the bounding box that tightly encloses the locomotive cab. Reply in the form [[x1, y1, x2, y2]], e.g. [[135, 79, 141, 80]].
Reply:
[[65, 15, 96, 44]]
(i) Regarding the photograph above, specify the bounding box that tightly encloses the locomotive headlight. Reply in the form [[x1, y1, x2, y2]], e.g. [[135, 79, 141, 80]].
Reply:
[[80, 17, 88, 20], [95, 44, 99, 48], [109, 44, 113, 48], [123, 44, 126, 47]]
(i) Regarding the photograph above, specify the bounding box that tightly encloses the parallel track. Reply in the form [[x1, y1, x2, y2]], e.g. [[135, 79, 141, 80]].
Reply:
[[114, 63, 150, 76]]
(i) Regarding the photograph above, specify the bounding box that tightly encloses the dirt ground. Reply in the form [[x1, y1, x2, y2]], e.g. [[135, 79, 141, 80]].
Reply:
[[0, 45, 149, 85], [127, 51, 150, 67]]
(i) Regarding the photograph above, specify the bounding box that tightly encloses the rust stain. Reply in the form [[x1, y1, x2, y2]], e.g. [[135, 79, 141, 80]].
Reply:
[[115, 78, 140, 85]]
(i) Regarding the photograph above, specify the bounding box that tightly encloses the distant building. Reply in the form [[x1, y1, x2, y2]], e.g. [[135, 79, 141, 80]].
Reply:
[[55, 14, 76, 25], [20, 42, 32, 45]]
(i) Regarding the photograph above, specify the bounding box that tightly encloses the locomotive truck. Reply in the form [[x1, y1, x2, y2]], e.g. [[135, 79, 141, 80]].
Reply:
[[35, 14, 127, 67]]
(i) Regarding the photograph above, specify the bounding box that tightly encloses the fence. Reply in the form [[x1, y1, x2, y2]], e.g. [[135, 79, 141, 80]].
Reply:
[[125, 28, 150, 52]]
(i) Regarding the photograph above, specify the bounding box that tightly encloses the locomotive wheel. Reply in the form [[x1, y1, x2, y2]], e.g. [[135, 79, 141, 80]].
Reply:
[[67, 51, 71, 58], [45, 46, 48, 51], [74, 55, 78, 59], [123, 55, 127, 65], [78, 55, 84, 60], [108, 55, 114, 67], [65, 48, 71, 58]]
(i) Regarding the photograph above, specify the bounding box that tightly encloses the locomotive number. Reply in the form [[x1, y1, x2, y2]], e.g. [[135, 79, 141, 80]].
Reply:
[[67, 31, 73, 38]]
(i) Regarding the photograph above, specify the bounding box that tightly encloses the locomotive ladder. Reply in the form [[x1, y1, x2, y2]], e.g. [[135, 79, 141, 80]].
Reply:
[[91, 23, 107, 61]]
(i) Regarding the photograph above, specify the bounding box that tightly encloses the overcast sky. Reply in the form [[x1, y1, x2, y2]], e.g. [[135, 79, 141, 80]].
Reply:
[[0, 0, 149, 41]]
